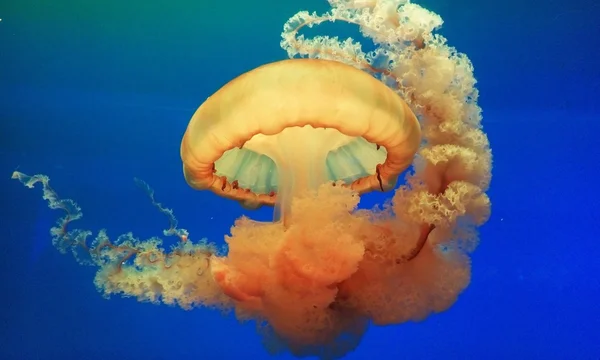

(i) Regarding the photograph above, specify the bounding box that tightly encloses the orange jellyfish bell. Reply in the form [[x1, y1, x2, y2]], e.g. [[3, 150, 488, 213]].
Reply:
[[180, 58, 421, 219]]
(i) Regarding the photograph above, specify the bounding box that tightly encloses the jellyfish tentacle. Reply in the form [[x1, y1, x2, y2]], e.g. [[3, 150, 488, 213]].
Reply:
[[134, 177, 189, 242]]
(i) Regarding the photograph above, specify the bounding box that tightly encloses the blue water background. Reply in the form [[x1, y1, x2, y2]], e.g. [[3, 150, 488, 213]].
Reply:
[[1, 0, 599, 358]]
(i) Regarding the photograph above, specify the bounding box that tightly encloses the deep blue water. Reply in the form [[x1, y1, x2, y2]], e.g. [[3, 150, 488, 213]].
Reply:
[[1, 0, 599, 359]]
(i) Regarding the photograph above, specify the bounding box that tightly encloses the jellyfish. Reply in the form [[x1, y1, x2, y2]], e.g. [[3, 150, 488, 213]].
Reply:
[[12, 1, 492, 359]]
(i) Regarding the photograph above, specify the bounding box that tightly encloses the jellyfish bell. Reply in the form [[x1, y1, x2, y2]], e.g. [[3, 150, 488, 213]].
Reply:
[[180, 58, 421, 222]]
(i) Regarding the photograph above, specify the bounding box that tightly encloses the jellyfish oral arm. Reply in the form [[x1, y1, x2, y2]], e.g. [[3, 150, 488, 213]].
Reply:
[[11, 170, 228, 309], [244, 126, 352, 223]]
